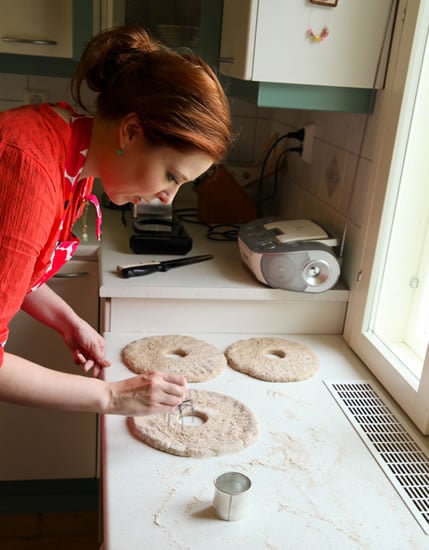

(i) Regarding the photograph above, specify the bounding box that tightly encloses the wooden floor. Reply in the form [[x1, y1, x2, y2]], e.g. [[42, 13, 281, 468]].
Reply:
[[0, 511, 100, 550]]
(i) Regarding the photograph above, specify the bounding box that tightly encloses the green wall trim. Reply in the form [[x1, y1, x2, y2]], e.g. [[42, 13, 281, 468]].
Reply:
[[0, 478, 99, 514], [223, 76, 377, 113], [257, 82, 376, 113], [0, 54, 76, 77]]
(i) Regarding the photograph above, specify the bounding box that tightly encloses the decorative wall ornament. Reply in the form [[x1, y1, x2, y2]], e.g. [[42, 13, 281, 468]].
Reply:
[[307, 27, 330, 41]]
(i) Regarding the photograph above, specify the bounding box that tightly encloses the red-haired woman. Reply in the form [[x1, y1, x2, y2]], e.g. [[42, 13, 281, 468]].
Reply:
[[0, 26, 231, 415]]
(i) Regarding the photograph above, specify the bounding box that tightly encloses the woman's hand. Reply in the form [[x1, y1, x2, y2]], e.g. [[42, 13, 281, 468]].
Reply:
[[63, 317, 111, 377], [21, 284, 110, 377], [105, 371, 187, 416]]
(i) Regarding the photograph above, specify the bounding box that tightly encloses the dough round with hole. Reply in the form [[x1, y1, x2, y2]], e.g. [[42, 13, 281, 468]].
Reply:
[[225, 337, 319, 382], [128, 388, 258, 457], [121, 335, 227, 382]]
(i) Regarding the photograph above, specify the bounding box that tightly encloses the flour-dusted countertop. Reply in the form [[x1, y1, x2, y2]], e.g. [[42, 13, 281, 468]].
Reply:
[[98, 209, 349, 334], [102, 332, 429, 550]]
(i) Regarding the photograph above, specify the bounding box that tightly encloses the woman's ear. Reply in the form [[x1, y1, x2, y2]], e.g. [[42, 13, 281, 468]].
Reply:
[[119, 113, 143, 147]]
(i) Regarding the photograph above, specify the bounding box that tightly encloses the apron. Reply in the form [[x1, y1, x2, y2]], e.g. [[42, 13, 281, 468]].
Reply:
[[30, 104, 102, 291]]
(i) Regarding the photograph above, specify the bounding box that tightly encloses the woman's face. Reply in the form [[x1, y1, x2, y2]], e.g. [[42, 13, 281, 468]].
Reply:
[[98, 115, 213, 206]]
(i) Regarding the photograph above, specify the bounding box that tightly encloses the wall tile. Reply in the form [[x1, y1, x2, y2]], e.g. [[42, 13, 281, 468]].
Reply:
[[27, 75, 71, 103], [228, 115, 256, 164], [347, 113, 367, 155], [349, 156, 373, 228], [228, 96, 258, 117], [0, 73, 27, 101], [319, 143, 347, 211], [0, 100, 21, 111]]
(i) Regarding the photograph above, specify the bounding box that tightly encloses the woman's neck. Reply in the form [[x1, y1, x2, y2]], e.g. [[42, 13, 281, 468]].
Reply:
[[50, 105, 72, 125]]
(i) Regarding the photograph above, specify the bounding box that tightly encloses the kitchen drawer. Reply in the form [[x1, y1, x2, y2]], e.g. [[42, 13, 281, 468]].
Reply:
[[102, 296, 347, 334], [0, 259, 99, 481]]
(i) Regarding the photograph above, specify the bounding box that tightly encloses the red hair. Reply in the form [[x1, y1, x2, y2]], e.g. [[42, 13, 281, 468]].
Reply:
[[71, 26, 232, 162]]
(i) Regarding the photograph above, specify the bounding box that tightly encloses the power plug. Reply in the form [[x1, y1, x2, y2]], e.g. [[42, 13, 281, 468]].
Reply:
[[301, 124, 315, 164], [24, 89, 47, 105]]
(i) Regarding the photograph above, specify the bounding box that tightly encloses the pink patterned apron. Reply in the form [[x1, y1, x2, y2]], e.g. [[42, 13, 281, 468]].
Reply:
[[30, 106, 102, 291]]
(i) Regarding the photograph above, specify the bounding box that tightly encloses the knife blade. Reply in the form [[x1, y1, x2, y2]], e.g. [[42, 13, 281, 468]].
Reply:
[[117, 254, 214, 278]]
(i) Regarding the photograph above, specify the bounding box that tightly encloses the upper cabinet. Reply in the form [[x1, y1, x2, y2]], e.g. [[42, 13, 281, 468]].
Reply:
[[102, 0, 222, 69], [219, 0, 398, 112], [0, 0, 73, 58], [0, 0, 95, 76]]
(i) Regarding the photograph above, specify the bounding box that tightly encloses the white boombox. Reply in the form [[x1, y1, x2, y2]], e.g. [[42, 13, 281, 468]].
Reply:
[[238, 218, 341, 293]]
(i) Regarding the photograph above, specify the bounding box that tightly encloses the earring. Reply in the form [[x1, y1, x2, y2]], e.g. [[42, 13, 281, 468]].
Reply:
[[116, 148, 123, 156]]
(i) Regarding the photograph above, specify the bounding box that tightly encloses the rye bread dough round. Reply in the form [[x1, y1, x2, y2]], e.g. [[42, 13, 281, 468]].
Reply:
[[121, 334, 227, 382], [128, 388, 258, 457], [225, 337, 319, 382]]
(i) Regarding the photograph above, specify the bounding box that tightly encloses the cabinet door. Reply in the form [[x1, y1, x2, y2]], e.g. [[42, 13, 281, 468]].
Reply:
[[0, 0, 95, 76], [102, 0, 222, 68], [220, 0, 395, 88], [0, 260, 99, 481], [0, 0, 73, 58]]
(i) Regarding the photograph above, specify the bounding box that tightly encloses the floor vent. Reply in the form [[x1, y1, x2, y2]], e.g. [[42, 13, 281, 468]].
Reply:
[[324, 380, 429, 535]]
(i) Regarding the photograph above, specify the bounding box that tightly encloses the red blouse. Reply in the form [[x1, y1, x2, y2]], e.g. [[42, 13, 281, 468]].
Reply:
[[0, 102, 101, 366]]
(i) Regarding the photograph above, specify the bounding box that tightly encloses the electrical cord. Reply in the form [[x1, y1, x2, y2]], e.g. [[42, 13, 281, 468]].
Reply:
[[259, 147, 294, 206], [257, 129, 304, 215], [175, 208, 240, 241]]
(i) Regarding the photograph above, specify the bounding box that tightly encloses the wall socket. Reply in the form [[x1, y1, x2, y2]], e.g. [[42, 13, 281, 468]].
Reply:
[[24, 89, 47, 105], [301, 124, 315, 164]]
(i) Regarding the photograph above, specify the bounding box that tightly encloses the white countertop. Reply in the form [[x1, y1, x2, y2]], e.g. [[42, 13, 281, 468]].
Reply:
[[101, 332, 429, 550], [98, 209, 349, 302]]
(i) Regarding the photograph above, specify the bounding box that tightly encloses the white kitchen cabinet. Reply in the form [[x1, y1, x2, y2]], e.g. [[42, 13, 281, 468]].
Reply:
[[219, 0, 396, 89], [0, 259, 99, 481], [0, 0, 96, 77], [0, 0, 73, 58]]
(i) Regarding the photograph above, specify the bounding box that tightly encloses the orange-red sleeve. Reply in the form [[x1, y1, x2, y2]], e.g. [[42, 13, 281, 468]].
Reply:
[[0, 142, 61, 365]]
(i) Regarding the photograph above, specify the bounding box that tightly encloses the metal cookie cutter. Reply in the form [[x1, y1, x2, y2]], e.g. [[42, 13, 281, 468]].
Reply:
[[168, 397, 195, 428]]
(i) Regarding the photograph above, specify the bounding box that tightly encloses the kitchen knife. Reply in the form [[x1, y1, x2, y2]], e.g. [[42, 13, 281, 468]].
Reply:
[[117, 254, 214, 278]]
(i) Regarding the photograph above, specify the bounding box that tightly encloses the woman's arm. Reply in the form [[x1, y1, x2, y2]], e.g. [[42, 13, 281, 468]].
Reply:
[[0, 352, 186, 415], [22, 284, 110, 374]]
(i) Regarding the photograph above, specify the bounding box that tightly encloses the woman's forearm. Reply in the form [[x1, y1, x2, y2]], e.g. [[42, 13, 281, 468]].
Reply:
[[0, 352, 187, 416], [0, 352, 108, 413]]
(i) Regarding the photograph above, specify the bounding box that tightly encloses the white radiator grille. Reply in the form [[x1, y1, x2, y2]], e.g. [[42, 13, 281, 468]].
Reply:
[[324, 380, 429, 535]]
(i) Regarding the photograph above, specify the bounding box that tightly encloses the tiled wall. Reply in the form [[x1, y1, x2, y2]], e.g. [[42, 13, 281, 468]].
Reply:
[[0, 72, 374, 289], [227, 98, 376, 289]]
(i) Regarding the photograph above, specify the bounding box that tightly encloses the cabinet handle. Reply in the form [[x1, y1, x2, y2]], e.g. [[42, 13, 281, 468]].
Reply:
[[1, 36, 57, 46], [218, 56, 235, 63], [53, 272, 89, 279]]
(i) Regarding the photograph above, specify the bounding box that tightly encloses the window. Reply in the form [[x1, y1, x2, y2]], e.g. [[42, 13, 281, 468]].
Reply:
[[346, 0, 429, 434], [369, 26, 429, 383]]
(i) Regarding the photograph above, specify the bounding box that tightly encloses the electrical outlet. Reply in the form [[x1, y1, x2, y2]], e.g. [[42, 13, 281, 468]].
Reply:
[[24, 89, 47, 105], [301, 124, 315, 164]]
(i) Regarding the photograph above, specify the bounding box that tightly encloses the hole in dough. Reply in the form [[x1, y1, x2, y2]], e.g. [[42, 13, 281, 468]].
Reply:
[[165, 347, 188, 359], [179, 412, 207, 426], [265, 349, 286, 359]]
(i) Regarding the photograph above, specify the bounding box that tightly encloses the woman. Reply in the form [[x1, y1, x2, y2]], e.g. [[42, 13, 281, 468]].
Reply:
[[0, 26, 232, 416]]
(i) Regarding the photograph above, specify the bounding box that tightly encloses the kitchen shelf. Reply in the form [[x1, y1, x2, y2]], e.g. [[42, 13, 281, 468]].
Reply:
[[98, 208, 349, 335], [99, 208, 349, 302]]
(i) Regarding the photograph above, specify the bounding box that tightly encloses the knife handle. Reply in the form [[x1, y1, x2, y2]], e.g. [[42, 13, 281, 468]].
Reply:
[[117, 264, 160, 278]]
